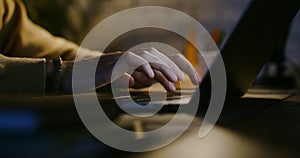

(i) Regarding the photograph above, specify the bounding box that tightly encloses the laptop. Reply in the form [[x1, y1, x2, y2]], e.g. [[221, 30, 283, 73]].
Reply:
[[117, 0, 300, 111], [193, 0, 299, 119]]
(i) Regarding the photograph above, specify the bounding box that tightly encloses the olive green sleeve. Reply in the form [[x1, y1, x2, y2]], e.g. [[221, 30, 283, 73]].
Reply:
[[0, 0, 79, 60], [0, 0, 102, 95], [0, 54, 46, 95]]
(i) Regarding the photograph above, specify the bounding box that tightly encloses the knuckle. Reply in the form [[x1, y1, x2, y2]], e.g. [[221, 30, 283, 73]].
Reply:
[[115, 51, 123, 54], [149, 47, 156, 51], [148, 47, 159, 53], [173, 53, 183, 59], [141, 50, 149, 55], [126, 51, 133, 55], [137, 50, 148, 58], [124, 51, 133, 58]]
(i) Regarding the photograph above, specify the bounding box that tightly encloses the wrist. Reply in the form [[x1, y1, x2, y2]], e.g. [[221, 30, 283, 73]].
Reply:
[[46, 60, 54, 94], [59, 60, 73, 93], [46, 57, 69, 95]]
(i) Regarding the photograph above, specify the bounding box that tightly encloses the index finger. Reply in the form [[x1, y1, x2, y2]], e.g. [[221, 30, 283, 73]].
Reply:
[[138, 47, 186, 80]]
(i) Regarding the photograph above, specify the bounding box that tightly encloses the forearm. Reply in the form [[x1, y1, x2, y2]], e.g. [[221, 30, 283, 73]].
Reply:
[[0, 51, 102, 96], [0, 54, 46, 95]]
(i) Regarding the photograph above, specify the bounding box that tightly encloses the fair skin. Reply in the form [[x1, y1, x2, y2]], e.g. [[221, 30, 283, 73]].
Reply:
[[62, 47, 201, 93]]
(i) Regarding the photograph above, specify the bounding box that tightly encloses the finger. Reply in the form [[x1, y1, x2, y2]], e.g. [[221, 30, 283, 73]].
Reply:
[[123, 52, 155, 78], [120, 73, 135, 87], [153, 70, 176, 92], [169, 54, 201, 85], [131, 71, 157, 87], [137, 51, 178, 82], [142, 47, 186, 80]]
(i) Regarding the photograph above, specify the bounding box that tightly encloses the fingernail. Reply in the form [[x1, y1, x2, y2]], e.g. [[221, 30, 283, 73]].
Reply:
[[169, 83, 176, 91], [172, 73, 178, 81], [195, 73, 201, 83], [148, 69, 155, 78]]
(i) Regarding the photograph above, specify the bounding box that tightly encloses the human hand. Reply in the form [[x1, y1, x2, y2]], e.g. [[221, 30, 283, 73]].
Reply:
[[126, 47, 201, 91], [62, 47, 201, 93]]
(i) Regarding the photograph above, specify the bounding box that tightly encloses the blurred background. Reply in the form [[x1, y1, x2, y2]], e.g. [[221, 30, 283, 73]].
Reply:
[[23, 0, 300, 88]]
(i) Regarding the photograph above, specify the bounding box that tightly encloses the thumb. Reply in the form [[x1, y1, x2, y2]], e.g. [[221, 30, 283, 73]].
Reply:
[[111, 73, 135, 89]]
